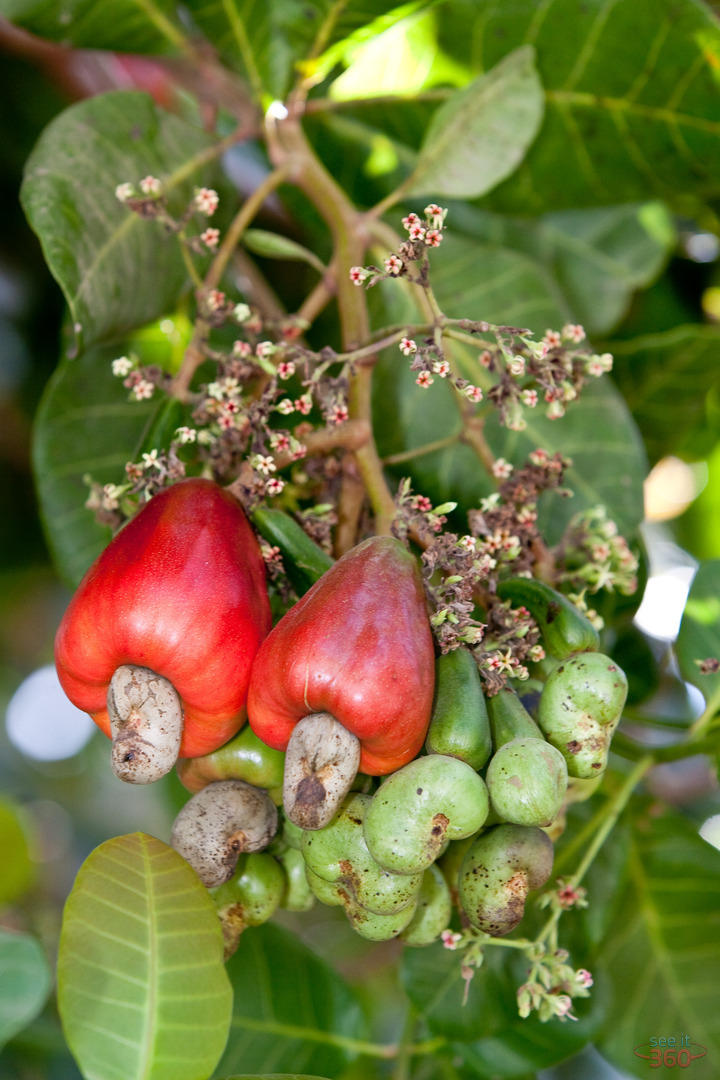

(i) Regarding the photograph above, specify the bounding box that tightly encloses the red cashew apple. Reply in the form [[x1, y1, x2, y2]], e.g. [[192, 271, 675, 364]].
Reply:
[[247, 536, 436, 829], [55, 478, 271, 782]]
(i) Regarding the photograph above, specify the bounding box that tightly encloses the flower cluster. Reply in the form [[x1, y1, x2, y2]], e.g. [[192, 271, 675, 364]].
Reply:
[[517, 949, 593, 1023], [348, 204, 449, 289], [115, 176, 222, 254], [555, 505, 639, 599]]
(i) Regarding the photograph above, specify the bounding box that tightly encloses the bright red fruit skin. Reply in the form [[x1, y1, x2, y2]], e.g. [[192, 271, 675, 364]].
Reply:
[[55, 479, 272, 758], [247, 536, 435, 775]]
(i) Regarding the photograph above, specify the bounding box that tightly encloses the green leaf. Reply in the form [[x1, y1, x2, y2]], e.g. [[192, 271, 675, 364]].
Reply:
[[217, 1075, 332, 1079], [0, 930, 52, 1052], [676, 560, 720, 703], [215, 923, 365, 1078], [32, 342, 158, 586], [402, 943, 604, 1075], [440, 0, 720, 211], [0, 798, 35, 905], [58, 832, 232, 1080], [0, 0, 184, 51], [243, 229, 326, 274], [21, 91, 218, 350], [405, 45, 544, 198], [597, 809, 720, 1079], [611, 326, 720, 463], [455, 202, 674, 336]]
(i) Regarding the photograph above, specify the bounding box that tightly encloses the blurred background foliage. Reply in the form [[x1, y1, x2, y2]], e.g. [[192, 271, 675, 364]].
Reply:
[[1, 4, 720, 1079]]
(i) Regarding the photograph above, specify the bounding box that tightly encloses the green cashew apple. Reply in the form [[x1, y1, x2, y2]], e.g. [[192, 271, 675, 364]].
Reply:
[[363, 755, 489, 875], [301, 793, 422, 915], [211, 852, 286, 956], [485, 737, 568, 827], [459, 824, 554, 936], [277, 847, 315, 911], [425, 647, 492, 770], [400, 865, 453, 947], [537, 652, 628, 777]]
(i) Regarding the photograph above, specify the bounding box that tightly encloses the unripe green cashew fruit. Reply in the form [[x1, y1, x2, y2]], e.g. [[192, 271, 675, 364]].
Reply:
[[497, 577, 599, 659], [344, 896, 418, 942], [459, 824, 554, 936], [438, 834, 479, 906], [537, 652, 628, 777], [301, 793, 422, 915], [425, 647, 492, 770], [177, 725, 285, 803], [400, 865, 452, 947], [485, 737, 568, 827], [277, 847, 315, 911], [486, 688, 542, 748], [363, 754, 489, 876], [305, 866, 345, 907], [211, 852, 286, 957]]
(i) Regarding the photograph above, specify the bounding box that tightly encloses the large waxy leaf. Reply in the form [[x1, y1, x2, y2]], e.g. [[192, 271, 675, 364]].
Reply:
[[443, 0, 720, 211], [0, 0, 184, 51], [58, 833, 232, 1080], [597, 810, 720, 1079], [215, 923, 365, 1078], [404, 45, 544, 198], [33, 342, 160, 587], [675, 560, 720, 707], [0, 930, 52, 1051], [21, 91, 218, 351], [611, 325, 720, 463]]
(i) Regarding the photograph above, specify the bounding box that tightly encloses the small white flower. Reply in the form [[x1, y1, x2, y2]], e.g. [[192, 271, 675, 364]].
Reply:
[[115, 182, 134, 203], [139, 175, 162, 196], [492, 458, 513, 480], [112, 356, 133, 377], [349, 266, 369, 285], [201, 227, 220, 249], [265, 477, 285, 496], [384, 254, 403, 276], [252, 454, 277, 476], [142, 449, 159, 469], [562, 323, 586, 343], [508, 356, 526, 377], [174, 426, 197, 444], [256, 341, 276, 360], [416, 371, 434, 388], [399, 337, 417, 356], [433, 359, 450, 377], [522, 388, 538, 407], [194, 187, 219, 216], [132, 379, 155, 401], [464, 384, 483, 403], [276, 398, 295, 415], [234, 303, 251, 323]]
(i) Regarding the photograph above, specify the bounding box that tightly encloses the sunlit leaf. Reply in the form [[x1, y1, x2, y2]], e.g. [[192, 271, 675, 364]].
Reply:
[[58, 833, 232, 1080], [0, 930, 52, 1051]]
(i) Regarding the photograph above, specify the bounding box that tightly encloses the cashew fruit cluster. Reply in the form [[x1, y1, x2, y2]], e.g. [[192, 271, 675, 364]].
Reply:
[[54, 483, 628, 950]]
